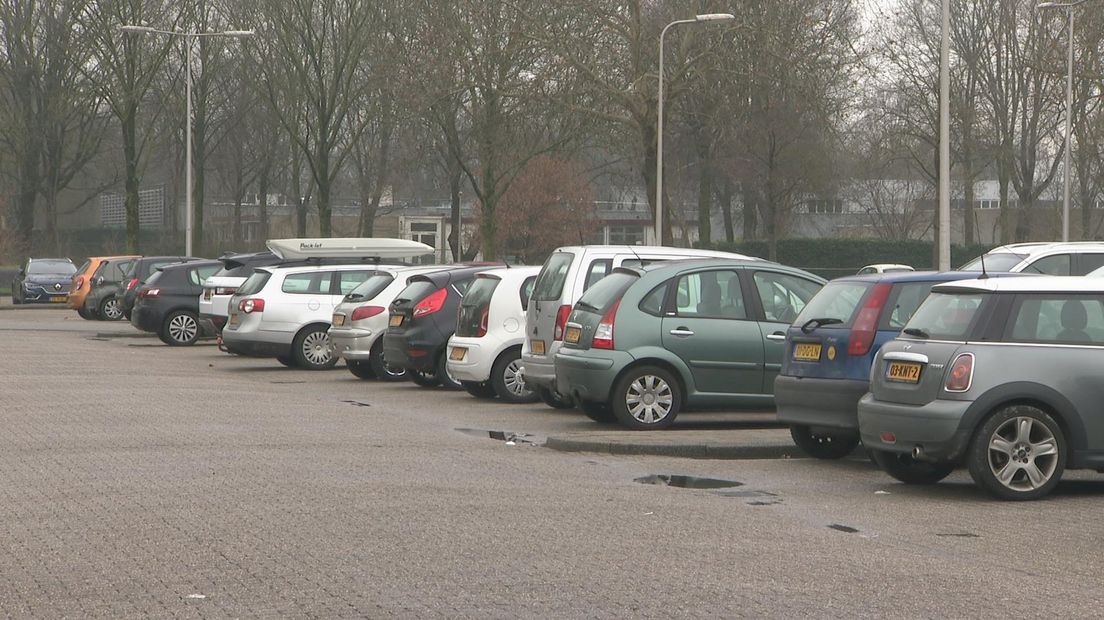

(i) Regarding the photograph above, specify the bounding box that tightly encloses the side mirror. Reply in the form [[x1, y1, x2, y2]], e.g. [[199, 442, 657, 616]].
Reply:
[[95, 276, 105, 286]]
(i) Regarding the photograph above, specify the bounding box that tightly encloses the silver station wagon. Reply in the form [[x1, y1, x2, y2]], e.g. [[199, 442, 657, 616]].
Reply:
[[858, 277, 1104, 501]]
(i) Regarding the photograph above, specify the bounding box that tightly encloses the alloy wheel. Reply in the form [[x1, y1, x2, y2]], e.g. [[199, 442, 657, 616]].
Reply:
[[102, 298, 123, 321], [987, 416, 1060, 492], [168, 314, 198, 343], [502, 359, 530, 397]]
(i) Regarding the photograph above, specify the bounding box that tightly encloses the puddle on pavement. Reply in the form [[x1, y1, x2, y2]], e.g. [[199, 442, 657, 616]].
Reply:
[[634, 474, 743, 489], [342, 400, 371, 408], [936, 531, 979, 538], [86, 337, 110, 342], [270, 380, 307, 384], [828, 524, 859, 533], [455, 428, 542, 446]]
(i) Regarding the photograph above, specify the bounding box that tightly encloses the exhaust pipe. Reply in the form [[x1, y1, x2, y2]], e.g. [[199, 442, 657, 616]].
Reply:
[[912, 445, 923, 459]]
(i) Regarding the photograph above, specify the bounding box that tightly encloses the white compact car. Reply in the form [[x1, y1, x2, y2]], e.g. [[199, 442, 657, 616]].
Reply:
[[959, 242, 1104, 275], [221, 238, 433, 369], [856, 263, 914, 275], [329, 265, 451, 380], [447, 266, 541, 402]]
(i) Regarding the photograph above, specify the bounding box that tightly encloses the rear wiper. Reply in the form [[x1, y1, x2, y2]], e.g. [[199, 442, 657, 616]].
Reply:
[[575, 301, 599, 313], [800, 317, 843, 334], [903, 327, 929, 339], [345, 293, 364, 301]]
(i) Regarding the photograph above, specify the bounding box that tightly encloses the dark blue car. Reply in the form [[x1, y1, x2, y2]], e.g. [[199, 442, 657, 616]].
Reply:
[[774, 271, 1025, 459], [11, 258, 77, 304]]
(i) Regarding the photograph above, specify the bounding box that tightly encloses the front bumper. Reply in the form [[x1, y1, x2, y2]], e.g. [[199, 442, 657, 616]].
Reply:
[[857, 392, 974, 462], [20, 286, 69, 303], [330, 327, 379, 361], [774, 375, 869, 431], [554, 349, 630, 404]]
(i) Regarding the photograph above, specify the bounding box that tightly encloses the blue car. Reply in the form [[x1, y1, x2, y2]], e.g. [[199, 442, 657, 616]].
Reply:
[[11, 258, 77, 304], [774, 270, 1024, 459]]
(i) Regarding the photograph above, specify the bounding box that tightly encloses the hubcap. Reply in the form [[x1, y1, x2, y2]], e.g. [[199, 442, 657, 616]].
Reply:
[[302, 331, 332, 365], [503, 360, 531, 397], [168, 315, 197, 342], [625, 375, 673, 424], [988, 416, 1059, 491], [103, 299, 122, 319]]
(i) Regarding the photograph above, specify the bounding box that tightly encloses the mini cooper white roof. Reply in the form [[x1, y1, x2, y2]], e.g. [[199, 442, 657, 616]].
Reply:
[[933, 276, 1104, 294], [266, 237, 434, 260]]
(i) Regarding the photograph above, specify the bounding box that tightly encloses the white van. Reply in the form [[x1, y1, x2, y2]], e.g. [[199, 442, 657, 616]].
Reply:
[[520, 245, 757, 407]]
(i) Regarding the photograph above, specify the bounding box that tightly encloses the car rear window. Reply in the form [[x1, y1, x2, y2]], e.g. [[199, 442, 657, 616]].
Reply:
[[879, 282, 936, 330], [532, 252, 574, 301], [346, 272, 395, 300], [394, 279, 440, 305], [575, 271, 638, 315], [902, 292, 986, 341], [236, 272, 271, 296], [213, 264, 255, 278], [792, 281, 870, 328], [959, 253, 1025, 272], [457, 277, 500, 337]]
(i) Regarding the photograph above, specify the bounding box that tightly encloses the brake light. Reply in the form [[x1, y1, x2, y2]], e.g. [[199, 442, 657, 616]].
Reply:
[[239, 298, 265, 313], [592, 300, 620, 350], [139, 288, 160, 298], [945, 353, 974, 392], [75, 276, 85, 289], [126, 278, 138, 291], [553, 304, 572, 340], [477, 307, 489, 337], [413, 288, 447, 318], [351, 305, 386, 321], [848, 283, 892, 356]]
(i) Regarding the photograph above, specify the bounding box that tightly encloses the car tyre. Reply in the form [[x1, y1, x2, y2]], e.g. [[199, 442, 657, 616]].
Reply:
[[159, 310, 201, 346], [276, 355, 297, 368], [871, 450, 955, 485], [967, 405, 1066, 501], [347, 360, 376, 380], [789, 425, 860, 459], [580, 400, 617, 423], [463, 382, 498, 399], [293, 325, 338, 370], [99, 296, 124, 321], [77, 306, 93, 319], [368, 340, 407, 382], [491, 349, 538, 404], [611, 365, 682, 430], [437, 354, 463, 390], [410, 370, 440, 387], [537, 387, 573, 409]]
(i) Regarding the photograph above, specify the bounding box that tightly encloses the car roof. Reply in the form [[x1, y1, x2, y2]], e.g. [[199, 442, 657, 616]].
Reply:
[[620, 257, 823, 282], [409, 264, 503, 285], [933, 276, 1104, 294], [551, 245, 760, 261], [157, 259, 222, 273], [831, 270, 1023, 284], [986, 241, 1104, 256]]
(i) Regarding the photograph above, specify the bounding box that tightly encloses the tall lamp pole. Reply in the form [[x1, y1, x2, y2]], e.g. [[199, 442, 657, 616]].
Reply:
[[656, 13, 734, 247], [1037, 0, 1089, 242], [119, 25, 255, 256], [938, 0, 950, 270]]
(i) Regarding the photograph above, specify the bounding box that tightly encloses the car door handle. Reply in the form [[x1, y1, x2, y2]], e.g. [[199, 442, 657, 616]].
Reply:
[[766, 332, 786, 341], [669, 328, 695, 337]]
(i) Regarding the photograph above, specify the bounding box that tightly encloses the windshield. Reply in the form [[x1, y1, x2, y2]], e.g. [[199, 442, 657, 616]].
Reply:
[[902, 292, 986, 340], [792, 281, 871, 328], [958, 253, 1025, 272], [28, 260, 76, 275], [347, 272, 395, 300], [532, 252, 574, 302], [236, 272, 271, 296], [575, 271, 638, 315]]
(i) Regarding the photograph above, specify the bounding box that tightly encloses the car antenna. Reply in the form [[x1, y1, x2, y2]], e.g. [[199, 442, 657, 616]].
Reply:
[[979, 252, 989, 280], [628, 242, 644, 268]]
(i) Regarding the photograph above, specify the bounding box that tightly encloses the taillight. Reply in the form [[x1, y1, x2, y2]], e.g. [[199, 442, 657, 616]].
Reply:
[[75, 276, 85, 289], [553, 304, 572, 340], [139, 288, 160, 298], [477, 307, 489, 337], [126, 278, 138, 291], [350, 305, 386, 321], [239, 298, 265, 313], [592, 300, 620, 350], [848, 283, 892, 356], [945, 353, 974, 392], [413, 288, 447, 318]]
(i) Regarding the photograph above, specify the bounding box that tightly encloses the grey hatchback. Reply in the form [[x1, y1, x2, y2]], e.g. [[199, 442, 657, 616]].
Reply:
[[554, 258, 824, 429], [859, 276, 1104, 500]]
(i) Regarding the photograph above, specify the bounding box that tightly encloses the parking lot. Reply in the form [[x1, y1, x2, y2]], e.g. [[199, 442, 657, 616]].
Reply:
[[3, 305, 1104, 617]]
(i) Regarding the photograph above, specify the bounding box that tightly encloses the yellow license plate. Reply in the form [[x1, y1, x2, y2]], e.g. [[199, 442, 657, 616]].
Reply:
[[450, 347, 467, 361], [332, 314, 345, 327], [530, 339, 545, 355], [229, 313, 240, 327], [389, 314, 404, 327], [886, 361, 922, 383], [203, 289, 213, 300], [793, 343, 822, 361], [564, 326, 582, 344], [50, 296, 66, 302]]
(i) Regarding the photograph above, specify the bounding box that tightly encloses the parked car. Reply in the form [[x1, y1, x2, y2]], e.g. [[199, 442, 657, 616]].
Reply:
[[858, 277, 1104, 500], [383, 264, 501, 388], [200, 251, 281, 333], [959, 241, 1104, 275], [68, 256, 139, 319], [83, 256, 139, 320], [554, 258, 825, 429], [522, 245, 757, 409], [447, 266, 541, 402], [857, 264, 914, 275], [11, 258, 76, 304], [131, 260, 222, 345], [119, 256, 199, 320], [775, 270, 1023, 459], [330, 265, 455, 380]]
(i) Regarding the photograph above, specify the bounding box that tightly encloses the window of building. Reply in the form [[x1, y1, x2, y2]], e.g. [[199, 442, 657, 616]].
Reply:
[[609, 225, 645, 245], [806, 199, 844, 214]]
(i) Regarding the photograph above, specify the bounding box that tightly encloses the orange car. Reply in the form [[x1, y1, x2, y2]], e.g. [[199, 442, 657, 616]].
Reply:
[[68, 255, 139, 319]]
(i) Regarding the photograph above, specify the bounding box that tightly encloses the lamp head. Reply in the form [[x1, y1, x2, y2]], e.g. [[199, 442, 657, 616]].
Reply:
[[223, 30, 255, 38], [118, 25, 155, 33], [695, 13, 736, 21]]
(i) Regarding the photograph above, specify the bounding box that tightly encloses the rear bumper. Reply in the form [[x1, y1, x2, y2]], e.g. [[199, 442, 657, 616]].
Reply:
[[857, 392, 973, 462], [446, 341, 494, 383], [330, 327, 378, 361], [521, 353, 557, 390], [554, 349, 626, 404], [221, 338, 289, 358], [130, 305, 162, 333], [774, 375, 868, 431], [382, 331, 441, 372]]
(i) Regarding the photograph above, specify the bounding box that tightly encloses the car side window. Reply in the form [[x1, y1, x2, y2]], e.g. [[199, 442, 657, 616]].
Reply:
[[189, 265, 221, 285], [582, 259, 612, 292], [282, 272, 332, 294], [753, 271, 821, 323], [1009, 295, 1104, 345], [1078, 253, 1104, 275], [639, 283, 669, 317], [672, 270, 745, 319], [336, 270, 373, 294], [1024, 254, 1071, 275]]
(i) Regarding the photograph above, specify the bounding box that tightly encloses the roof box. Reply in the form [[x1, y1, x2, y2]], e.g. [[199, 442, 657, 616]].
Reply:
[[266, 237, 434, 261]]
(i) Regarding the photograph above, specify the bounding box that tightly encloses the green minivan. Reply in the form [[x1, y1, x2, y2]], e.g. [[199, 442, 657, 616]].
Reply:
[[554, 258, 825, 429]]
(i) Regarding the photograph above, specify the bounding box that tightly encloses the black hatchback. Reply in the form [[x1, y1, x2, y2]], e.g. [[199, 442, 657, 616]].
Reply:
[[131, 260, 222, 345], [383, 265, 497, 388], [119, 256, 198, 319]]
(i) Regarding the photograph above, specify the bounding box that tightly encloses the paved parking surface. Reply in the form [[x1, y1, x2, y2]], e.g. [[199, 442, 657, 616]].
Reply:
[[3, 307, 1104, 617]]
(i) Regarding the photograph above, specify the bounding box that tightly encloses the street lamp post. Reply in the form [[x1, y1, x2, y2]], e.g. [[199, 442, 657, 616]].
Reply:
[[118, 25, 255, 256], [656, 13, 734, 247], [1037, 0, 1090, 242]]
